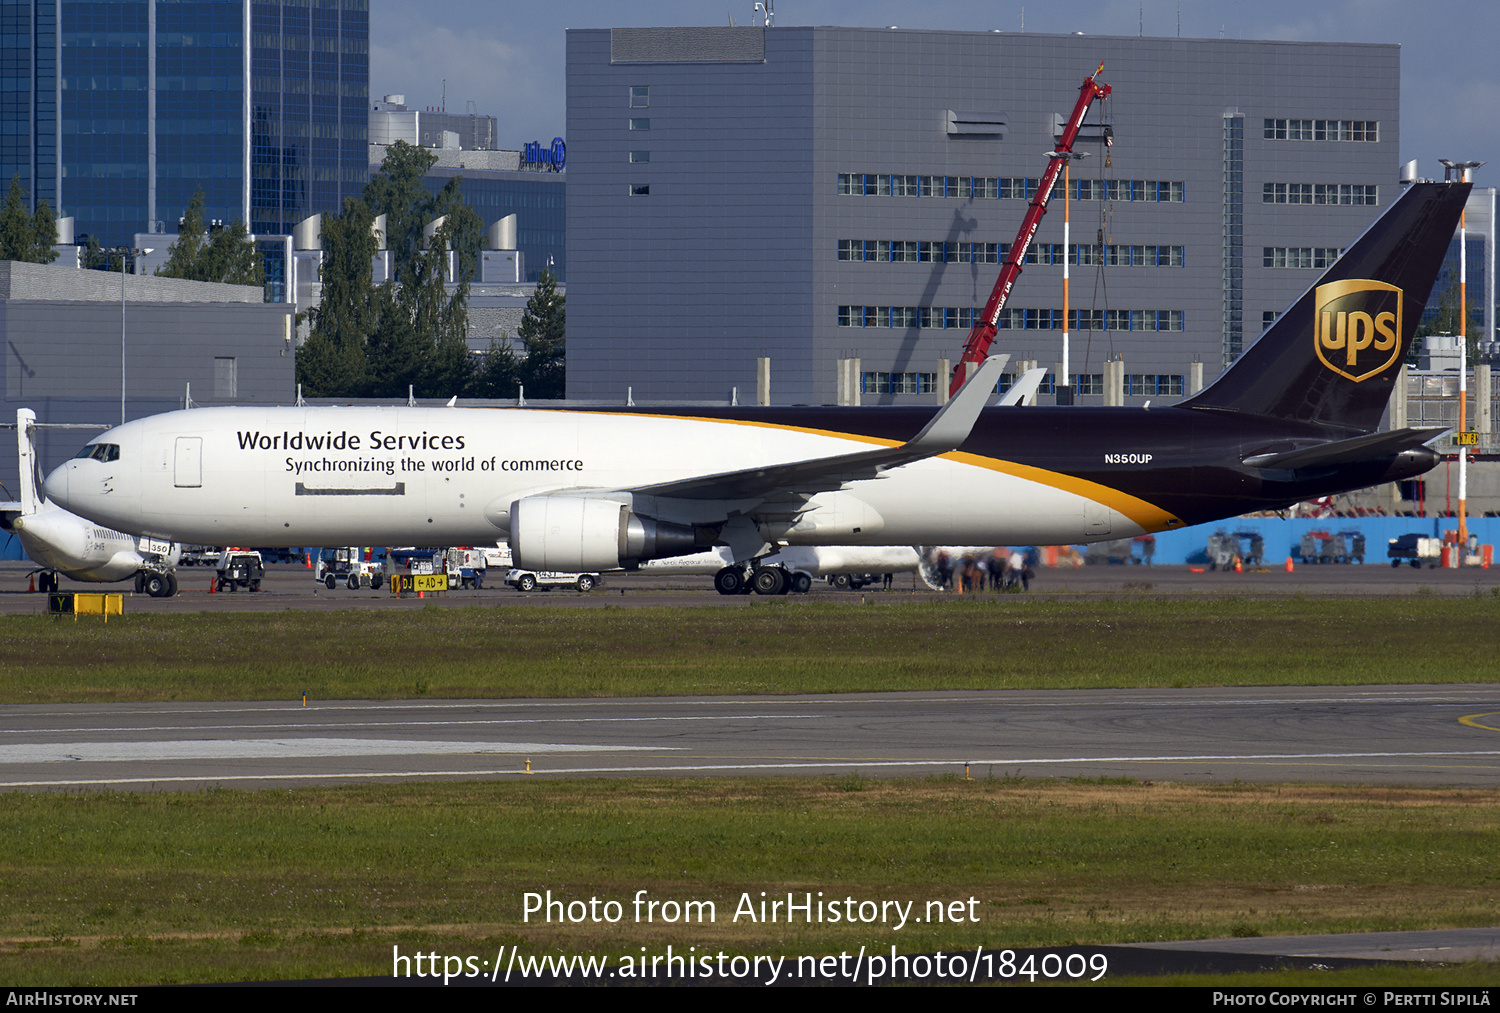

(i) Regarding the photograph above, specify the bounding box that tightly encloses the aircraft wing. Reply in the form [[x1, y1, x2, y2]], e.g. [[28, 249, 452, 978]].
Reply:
[[1242, 427, 1447, 471], [631, 355, 1008, 501], [997, 366, 1048, 406]]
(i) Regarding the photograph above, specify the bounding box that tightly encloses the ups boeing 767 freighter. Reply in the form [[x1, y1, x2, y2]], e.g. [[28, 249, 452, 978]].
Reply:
[[43, 182, 1468, 584]]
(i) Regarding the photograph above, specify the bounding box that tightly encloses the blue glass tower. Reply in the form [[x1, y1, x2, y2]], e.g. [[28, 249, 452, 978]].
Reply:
[[0, 1, 57, 211], [0, 0, 367, 249]]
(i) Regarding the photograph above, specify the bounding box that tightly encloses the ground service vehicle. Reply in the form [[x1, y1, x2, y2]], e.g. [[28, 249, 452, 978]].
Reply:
[[318, 546, 384, 589], [505, 568, 599, 593], [215, 549, 264, 592]]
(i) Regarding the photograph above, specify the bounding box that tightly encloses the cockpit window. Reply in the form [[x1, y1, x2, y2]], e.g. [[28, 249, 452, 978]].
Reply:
[[73, 443, 119, 462]]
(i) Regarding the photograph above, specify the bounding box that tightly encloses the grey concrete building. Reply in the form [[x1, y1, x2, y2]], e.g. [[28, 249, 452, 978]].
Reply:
[[1, 261, 295, 482], [371, 95, 500, 152], [565, 26, 1399, 404]]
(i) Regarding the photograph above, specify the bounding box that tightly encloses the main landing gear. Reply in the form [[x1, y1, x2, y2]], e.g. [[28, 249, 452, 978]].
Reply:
[[134, 570, 179, 598], [713, 564, 813, 596]]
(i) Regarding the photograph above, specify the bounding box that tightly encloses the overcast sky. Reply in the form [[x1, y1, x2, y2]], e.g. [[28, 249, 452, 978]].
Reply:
[[369, 0, 1500, 182]]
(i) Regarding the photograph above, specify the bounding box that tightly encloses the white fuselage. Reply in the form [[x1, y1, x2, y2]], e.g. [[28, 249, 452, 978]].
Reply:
[[43, 406, 1144, 553], [636, 544, 924, 576]]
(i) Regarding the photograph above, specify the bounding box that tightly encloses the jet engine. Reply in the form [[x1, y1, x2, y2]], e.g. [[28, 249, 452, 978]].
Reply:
[[509, 495, 707, 571]]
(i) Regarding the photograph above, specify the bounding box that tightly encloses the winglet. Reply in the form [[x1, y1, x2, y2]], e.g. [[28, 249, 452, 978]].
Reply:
[[997, 366, 1047, 407], [908, 355, 1008, 453]]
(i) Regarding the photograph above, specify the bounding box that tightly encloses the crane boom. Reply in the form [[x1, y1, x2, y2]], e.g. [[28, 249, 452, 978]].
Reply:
[[949, 63, 1111, 397]]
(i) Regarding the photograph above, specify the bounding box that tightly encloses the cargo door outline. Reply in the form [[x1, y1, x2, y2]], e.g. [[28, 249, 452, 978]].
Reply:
[[174, 437, 202, 488]]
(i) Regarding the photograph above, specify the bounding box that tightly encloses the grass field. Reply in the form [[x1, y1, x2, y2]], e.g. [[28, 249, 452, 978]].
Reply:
[[4, 597, 1497, 986], [1, 596, 1497, 702], [1, 778, 1497, 985]]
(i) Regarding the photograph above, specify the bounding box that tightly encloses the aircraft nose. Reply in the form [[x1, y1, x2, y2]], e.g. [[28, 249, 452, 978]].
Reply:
[[42, 462, 70, 507]]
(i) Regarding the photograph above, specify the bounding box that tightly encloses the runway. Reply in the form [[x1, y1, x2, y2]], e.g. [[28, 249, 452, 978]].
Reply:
[[1, 685, 1496, 790]]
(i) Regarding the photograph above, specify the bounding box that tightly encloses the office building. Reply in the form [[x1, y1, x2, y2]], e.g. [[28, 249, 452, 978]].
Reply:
[[0, 0, 369, 250], [565, 27, 1399, 404]]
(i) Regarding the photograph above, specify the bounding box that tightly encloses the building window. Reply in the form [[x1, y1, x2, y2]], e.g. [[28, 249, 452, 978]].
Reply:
[[1074, 374, 1103, 396], [629, 184, 649, 196], [1262, 183, 1377, 206], [1124, 374, 1186, 396], [1263, 118, 1378, 142], [630, 86, 649, 108], [628, 150, 649, 163], [1262, 247, 1342, 269], [214, 357, 237, 399], [628, 118, 650, 131], [862, 371, 936, 395]]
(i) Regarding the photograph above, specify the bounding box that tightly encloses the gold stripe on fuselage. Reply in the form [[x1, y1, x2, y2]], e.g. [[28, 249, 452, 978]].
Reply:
[[476, 408, 1182, 533], [941, 452, 1183, 533]]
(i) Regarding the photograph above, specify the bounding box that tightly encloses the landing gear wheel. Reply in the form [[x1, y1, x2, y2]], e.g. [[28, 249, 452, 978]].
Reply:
[[325, 574, 337, 590], [517, 574, 537, 592], [791, 571, 812, 594], [831, 574, 852, 591], [144, 573, 169, 598], [347, 574, 360, 590], [714, 567, 745, 595], [752, 566, 787, 596], [165, 572, 178, 597]]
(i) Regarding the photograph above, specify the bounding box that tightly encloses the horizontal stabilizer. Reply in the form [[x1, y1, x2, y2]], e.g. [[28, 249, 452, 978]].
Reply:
[[634, 355, 1009, 501], [1242, 427, 1445, 471]]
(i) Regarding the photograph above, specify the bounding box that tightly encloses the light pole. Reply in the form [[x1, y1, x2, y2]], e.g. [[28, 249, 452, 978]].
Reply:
[[1054, 151, 1089, 405], [115, 246, 153, 425], [1439, 159, 1483, 553]]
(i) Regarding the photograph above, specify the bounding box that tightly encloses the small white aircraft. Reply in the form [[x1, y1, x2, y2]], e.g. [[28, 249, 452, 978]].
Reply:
[[636, 544, 936, 594], [1, 410, 180, 596]]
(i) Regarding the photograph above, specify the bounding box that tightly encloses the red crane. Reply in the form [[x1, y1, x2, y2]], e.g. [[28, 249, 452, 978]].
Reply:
[[949, 64, 1111, 397]]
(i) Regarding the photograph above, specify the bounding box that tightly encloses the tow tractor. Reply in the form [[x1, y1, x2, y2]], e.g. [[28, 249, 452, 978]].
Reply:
[[215, 548, 264, 592], [317, 546, 384, 589]]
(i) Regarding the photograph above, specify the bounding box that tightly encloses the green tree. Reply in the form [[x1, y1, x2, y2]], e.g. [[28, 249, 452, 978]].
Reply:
[[0, 174, 58, 263], [470, 336, 520, 398], [0, 175, 34, 259], [156, 188, 263, 287], [29, 198, 58, 264], [364, 141, 440, 287], [363, 144, 483, 398], [296, 197, 377, 397], [294, 144, 486, 398], [516, 269, 566, 398]]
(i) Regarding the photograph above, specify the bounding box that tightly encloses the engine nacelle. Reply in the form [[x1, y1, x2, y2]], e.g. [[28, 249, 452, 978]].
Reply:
[[510, 495, 705, 571]]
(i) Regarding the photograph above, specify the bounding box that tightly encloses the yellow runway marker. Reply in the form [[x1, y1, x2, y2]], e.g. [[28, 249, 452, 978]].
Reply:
[[1459, 712, 1500, 732]]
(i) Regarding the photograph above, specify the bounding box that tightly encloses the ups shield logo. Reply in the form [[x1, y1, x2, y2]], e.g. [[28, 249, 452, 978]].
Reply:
[[1314, 279, 1404, 382]]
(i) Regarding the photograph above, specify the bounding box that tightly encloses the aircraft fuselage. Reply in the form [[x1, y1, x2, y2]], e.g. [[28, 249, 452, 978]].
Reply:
[[42, 403, 1434, 554]]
